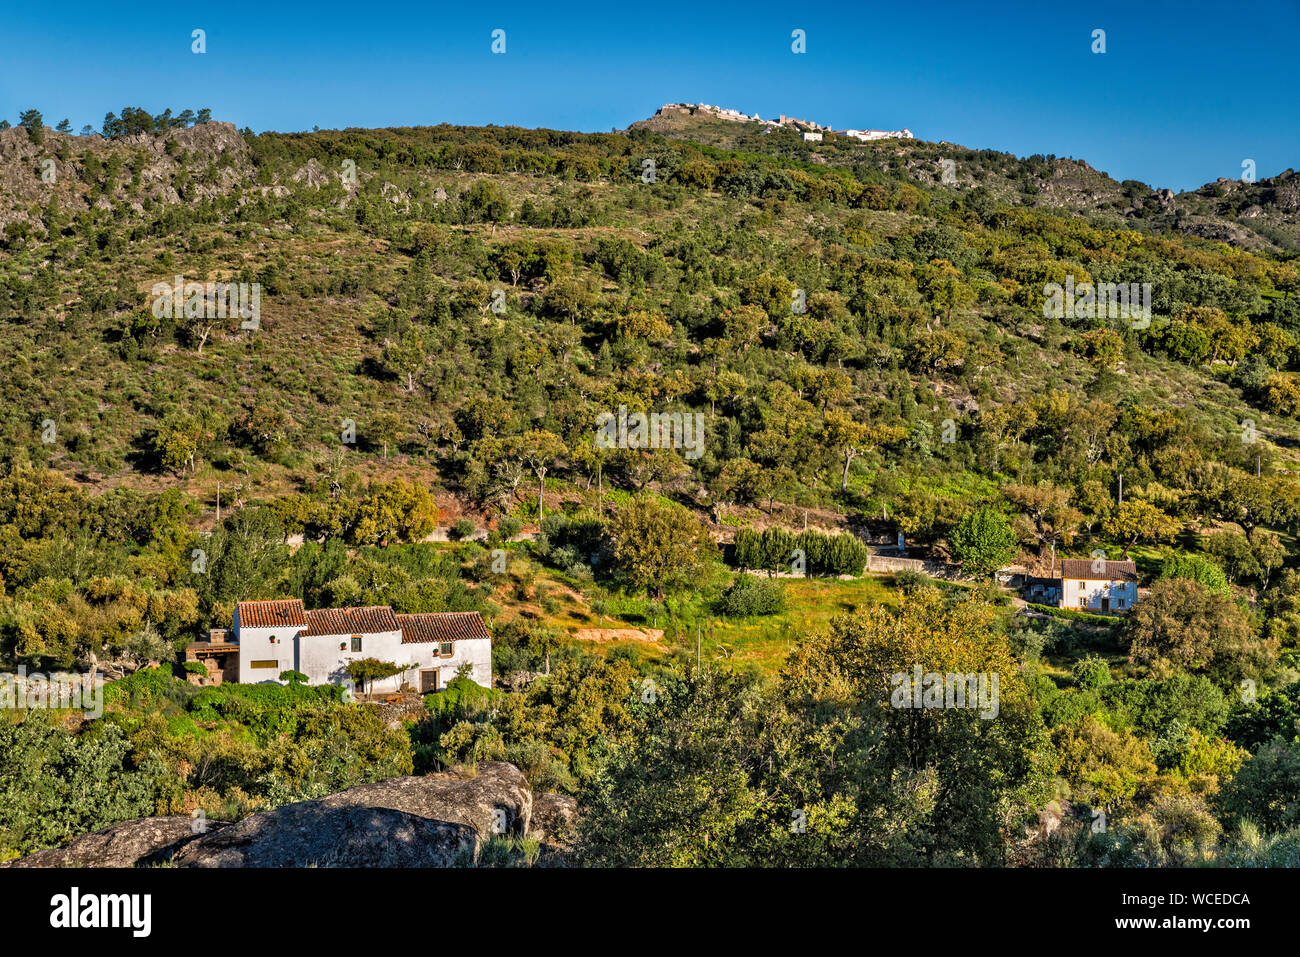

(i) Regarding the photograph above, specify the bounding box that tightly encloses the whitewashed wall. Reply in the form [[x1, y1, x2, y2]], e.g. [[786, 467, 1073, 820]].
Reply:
[[233, 610, 297, 684], [295, 632, 492, 693], [1060, 579, 1138, 613]]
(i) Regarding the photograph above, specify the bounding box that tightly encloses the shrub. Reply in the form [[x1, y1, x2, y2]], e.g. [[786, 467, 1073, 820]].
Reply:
[[451, 518, 478, 541], [719, 574, 785, 617], [733, 527, 867, 576], [1072, 655, 1113, 690], [949, 506, 1018, 579], [1159, 551, 1229, 595], [892, 569, 931, 593], [1217, 740, 1300, 833]]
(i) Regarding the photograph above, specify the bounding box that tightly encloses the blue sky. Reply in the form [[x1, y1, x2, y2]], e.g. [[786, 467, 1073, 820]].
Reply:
[[1, 0, 1296, 192]]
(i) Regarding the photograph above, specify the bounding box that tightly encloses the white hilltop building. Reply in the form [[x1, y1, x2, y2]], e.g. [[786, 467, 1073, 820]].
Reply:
[[840, 128, 914, 142], [652, 104, 911, 142]]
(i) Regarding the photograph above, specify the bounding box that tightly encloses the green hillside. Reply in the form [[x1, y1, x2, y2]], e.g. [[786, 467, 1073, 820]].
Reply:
[[2, 107, 1300, 867]]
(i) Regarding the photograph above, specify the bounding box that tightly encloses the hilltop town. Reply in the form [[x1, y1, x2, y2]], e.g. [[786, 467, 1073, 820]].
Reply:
[[644, 102, 913, 142]]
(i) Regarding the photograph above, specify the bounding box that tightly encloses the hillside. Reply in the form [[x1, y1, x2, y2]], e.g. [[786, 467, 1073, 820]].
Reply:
[[2, 111, 1298, 511], [3, 105, 1300, 871]]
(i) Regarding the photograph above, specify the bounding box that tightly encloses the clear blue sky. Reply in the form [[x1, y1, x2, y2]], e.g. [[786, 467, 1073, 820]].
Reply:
[[1, 0, 1296, 192]]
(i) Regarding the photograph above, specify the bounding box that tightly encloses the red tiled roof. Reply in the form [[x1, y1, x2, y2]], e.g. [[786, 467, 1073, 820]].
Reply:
[[302, 606, 399, 637], [236, 599, 307, 629], [1058, 559, 1138, 582], [396, 611, 491, 644]]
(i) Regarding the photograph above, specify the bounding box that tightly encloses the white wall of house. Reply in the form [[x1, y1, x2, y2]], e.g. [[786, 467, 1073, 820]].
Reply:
[[1060, 578, 1137, 613], [405, 638, 492, 692], [233, 610, 298, 684], [296, 628, 403, 690], [294, 632, 493, 693]]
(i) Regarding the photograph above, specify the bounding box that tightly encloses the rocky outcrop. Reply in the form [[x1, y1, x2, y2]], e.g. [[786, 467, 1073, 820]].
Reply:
[[292, 158, 330, 187], [172, 761, 532, 867], [1, 815, 222, 868], [3, 762, 559, 868], [531, 793, 578, 847], [173, 806, 477, 867], [0, 121, 252, 230]]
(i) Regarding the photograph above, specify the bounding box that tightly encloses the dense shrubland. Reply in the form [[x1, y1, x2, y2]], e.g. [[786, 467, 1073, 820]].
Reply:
[[1, 109, 1298, 865]]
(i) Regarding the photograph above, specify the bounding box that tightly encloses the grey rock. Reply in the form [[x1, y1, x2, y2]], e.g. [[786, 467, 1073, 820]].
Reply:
[[2, 815, 219, 869], [173, 761, 532, 868], [530, 793, 578, 847], [3, 761, 541, 869], [171, 805, 476, 868]]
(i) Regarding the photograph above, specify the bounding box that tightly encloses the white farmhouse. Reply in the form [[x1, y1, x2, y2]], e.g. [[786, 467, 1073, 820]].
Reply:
[[802, 132, 823, 142], [227, 599, 492, 693], [1056, 559, 1139, 614]]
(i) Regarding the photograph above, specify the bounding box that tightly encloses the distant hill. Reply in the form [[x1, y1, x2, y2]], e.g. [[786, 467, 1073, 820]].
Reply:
[[629, 103, 1300, 252]]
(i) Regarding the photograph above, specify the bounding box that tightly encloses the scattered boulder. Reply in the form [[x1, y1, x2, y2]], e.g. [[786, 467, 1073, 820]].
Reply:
[[292, 158, 330, 187], [530, 793, 578, 847], [2, 762, 549, 869], [172, 806, 475, 868], [172, 760, 532, 867], [2, 815, 221, 869]]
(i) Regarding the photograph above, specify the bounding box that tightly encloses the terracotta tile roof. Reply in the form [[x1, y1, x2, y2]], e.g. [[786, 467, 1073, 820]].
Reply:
[[302, 605, 399, 637], [236, 599, 307, 629], [1058, 559, 1138, 582], [396, 611, 491, 644]]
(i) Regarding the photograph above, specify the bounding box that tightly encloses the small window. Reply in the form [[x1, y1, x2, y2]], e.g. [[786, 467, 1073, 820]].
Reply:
[[250, 659, 279, 669], [1117, 598, 1125, 609], [1077, 581, 1085, 588], [1079, 597, 1087, 608], [351, 635, 362, 653], [439, 641, 453, 657]]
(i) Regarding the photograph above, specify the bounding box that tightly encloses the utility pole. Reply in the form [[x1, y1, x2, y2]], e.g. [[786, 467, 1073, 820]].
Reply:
[[1117, 473, 1123, 507], [216, 481, 221, 523]]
